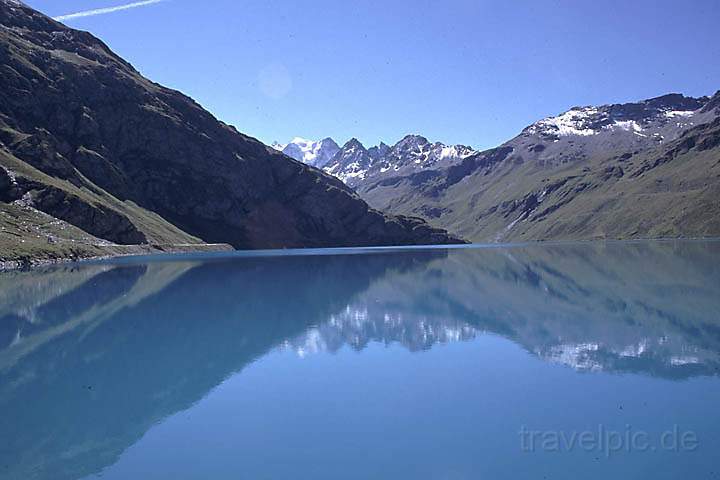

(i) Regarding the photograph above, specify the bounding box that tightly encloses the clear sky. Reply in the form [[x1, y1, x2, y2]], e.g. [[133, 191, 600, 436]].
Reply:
[[25, 0, 720, 150]]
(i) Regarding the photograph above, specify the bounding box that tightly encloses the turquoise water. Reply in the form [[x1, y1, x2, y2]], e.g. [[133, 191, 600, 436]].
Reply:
[[1, 240, 719, 479]]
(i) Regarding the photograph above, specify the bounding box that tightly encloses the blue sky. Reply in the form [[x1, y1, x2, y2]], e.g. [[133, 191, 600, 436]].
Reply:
[[26, 0, 720, 150]]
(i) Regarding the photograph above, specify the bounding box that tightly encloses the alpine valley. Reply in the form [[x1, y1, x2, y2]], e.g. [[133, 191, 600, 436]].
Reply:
[[278, 92, 720, 242], [0, 0, 461, 268], [1, 0, 719, 269]]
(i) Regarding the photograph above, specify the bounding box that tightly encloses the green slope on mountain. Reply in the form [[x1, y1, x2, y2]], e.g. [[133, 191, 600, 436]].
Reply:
[[360, 96, 720, 242]]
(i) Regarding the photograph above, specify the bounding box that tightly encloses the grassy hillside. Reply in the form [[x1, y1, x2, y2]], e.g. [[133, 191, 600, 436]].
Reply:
[[0, 146, 234, 267], [0, 200, 231, 268], [361, 113, 720, 242]]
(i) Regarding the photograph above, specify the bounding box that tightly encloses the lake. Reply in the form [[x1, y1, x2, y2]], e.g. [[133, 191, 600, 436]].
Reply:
[[1, 240, 719, 479]]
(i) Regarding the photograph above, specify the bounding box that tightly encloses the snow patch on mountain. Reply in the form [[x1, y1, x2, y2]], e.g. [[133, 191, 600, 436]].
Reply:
[[336, 162, 367, 183], [664, 110, 695, 118], [527, 107, 600, 137], [524, 95, 709, 142], [608, 120, 644, 133]]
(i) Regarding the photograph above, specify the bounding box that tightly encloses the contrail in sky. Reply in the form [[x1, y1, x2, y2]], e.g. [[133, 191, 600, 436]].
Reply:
[[53, 0, 167, 21]]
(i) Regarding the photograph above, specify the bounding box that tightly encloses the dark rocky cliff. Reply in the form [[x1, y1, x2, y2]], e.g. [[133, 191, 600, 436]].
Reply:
[[0, 0, 461, 257]]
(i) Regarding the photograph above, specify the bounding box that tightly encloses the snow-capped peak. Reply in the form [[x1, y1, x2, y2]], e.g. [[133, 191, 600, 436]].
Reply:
[[526, 107, 600, 137], [276, 137, 340, 168], [278, 134, 477, 188], [524, 94, 709, 141]]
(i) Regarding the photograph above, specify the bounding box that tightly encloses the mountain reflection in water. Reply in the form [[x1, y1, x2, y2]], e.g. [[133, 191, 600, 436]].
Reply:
[[284, 241, 720, 378], [0, 240, 719, 479]]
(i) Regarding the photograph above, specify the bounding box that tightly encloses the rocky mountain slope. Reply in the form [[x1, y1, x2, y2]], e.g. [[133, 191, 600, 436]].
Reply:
[[356, 93, 720, 242], [0, 1, 460, 265]]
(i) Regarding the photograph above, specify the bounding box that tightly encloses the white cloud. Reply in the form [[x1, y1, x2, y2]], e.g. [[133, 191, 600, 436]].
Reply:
[[54, 0, 167, 21]]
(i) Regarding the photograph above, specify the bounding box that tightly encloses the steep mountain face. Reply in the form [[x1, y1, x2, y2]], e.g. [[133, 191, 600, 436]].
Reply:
[[324, 138, 376, 186], [367, 141, 390, 161], [358, 93, 720, 242], [321, 135, 475, 188], [272, 137, 340, 168], [0, 1, 461, 263]]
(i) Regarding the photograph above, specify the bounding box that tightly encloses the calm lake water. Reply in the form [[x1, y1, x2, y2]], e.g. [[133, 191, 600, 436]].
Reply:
[[1, 240, 719, 479]]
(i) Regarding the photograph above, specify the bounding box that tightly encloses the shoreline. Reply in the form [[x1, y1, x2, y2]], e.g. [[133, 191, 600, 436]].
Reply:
[[0, 243, 234, 271], [3, 235, 719, 272]]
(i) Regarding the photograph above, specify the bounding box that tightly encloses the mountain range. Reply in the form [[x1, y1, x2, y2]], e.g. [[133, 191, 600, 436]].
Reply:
[[1, 0, 718, 268], [274, 135, 477, 188], [0, 0, 460, 267], [279, 91, 720, 242]]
